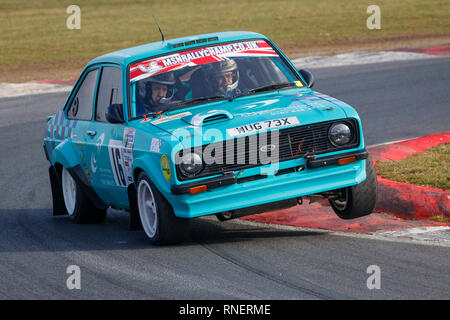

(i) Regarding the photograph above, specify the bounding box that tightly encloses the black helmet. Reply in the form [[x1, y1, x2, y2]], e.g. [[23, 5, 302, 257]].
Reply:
[[138, 72, 176, 106], [147, 72, 176, 86]]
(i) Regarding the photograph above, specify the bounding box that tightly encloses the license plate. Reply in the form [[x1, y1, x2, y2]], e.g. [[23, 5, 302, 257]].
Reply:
[[226, 116, 299, 137]]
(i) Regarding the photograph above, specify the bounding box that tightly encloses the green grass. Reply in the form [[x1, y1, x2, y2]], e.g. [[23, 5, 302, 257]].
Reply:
[[375, 143, 450, 190], [429, 215, 450, 223], [1, 0, 449, 81]]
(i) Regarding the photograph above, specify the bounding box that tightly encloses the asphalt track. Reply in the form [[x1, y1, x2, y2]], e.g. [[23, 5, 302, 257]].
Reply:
[[0, 57, 449, 299]]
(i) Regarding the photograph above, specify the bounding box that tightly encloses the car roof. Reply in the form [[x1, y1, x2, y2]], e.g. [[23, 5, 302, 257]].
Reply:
[[87, 31, 268, 68]]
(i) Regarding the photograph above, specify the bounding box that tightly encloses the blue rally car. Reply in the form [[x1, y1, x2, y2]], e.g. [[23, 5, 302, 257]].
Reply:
[[43, 31, 377, 244]]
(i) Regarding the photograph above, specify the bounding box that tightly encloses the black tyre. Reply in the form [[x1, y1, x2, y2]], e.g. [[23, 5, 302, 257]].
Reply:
[[136, 172, 189, 245], [329, 156, 378, 219], [61, 167, 106, 224], [215, 212, 233, 222]]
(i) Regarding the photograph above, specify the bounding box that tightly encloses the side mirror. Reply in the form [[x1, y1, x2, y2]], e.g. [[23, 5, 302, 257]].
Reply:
[[298, 69, 315, 88], [106, 104, 124, 123]]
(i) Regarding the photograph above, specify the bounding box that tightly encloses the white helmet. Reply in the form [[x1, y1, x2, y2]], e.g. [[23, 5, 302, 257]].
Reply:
[[205, 60, 239, 95]]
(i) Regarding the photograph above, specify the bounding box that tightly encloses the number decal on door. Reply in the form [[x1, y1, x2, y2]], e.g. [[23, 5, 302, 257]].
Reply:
[[108, 140, 127, 187]]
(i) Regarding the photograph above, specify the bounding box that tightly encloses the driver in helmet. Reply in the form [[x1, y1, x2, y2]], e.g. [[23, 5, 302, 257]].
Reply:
[[137, 72, 176, 115], [206, 60, 240, 98]]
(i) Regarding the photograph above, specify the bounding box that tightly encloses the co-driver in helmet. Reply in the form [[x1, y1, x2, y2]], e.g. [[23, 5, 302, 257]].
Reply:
[[205, 60, 240, 98]]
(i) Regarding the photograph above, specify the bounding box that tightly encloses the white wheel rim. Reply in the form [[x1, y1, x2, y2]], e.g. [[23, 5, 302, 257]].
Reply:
[[62, 168, 76, 216], [137, 179, 158, 239]]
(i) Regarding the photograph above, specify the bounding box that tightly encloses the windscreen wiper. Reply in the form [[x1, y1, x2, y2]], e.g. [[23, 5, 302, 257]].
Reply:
[[181, 95, 227, 106], [249, 82, 295, 93], [231, 82, 295, 100], [142, 98, 198, 119]]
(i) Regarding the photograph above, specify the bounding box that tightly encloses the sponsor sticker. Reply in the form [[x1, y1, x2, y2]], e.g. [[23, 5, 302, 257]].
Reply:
[[151, 138, 162, 153], [226, 116, 300, 137], [152, 112, 191, 124], [161, 155, 171, 181], [122, 128, 136, 185], [129, 40, 278, 82]]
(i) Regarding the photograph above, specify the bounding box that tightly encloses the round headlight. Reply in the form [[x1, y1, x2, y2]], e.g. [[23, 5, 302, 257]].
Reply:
[[329, 123, 352, 146], [179, 152, 204, 176]]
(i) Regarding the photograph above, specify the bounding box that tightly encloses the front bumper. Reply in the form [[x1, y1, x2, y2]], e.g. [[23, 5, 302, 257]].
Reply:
[[169, 149, 368, 218], [172, 149, 368, 194]]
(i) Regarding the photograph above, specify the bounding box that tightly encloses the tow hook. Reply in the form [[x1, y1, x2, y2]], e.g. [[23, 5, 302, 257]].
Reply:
[[297, 197, 303, 205], [305, 152, 316, 160]]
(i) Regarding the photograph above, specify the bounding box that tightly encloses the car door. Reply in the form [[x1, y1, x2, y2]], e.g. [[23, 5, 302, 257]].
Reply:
[[83, 65, 131, 208], [64, 66, 99, 172]]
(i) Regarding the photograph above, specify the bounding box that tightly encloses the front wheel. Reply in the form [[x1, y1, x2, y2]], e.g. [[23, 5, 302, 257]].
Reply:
[[329, 157, 378, 219], [136, 172, 189, 245], [215, 212, 233, 222]]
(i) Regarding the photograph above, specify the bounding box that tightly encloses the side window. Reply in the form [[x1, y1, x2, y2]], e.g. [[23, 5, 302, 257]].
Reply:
[[67, 68, 98, 120], [96, 66, 123, 122]]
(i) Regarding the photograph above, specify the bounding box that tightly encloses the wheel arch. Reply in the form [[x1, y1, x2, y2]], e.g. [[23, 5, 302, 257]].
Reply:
[[51, 139, 82, 169], [132, 154, 171, 196]]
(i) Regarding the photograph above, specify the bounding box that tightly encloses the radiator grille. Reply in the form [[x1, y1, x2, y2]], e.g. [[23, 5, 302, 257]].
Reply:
[[176, 119, 359, 181]]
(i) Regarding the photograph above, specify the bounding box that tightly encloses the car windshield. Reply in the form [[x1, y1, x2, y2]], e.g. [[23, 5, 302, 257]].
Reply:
[[129, 39, 301, 119]]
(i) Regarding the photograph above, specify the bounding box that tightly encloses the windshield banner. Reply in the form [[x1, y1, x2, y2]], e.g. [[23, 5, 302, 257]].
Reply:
[[129, 40, 278, 82]]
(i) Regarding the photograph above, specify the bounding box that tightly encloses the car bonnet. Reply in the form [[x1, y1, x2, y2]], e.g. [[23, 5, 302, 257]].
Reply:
[[136, 88, 349, 148]]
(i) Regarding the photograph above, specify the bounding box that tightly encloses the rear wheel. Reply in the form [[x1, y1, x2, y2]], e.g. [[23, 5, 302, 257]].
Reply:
[[137, 172, 189, 245], [62, 168, 76, 216], [329, 157, 378, 219], [61, 167, 106, 223]]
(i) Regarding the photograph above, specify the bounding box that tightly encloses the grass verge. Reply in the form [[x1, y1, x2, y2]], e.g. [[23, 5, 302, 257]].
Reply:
[[429, 215, 450, 223], [375, 143, 450, 190]]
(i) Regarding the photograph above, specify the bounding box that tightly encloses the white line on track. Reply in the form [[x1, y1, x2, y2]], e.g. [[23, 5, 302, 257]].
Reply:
[[292, 51, 436, 69], [366, 138, 420, 148], [0, 82, 72, 99]]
